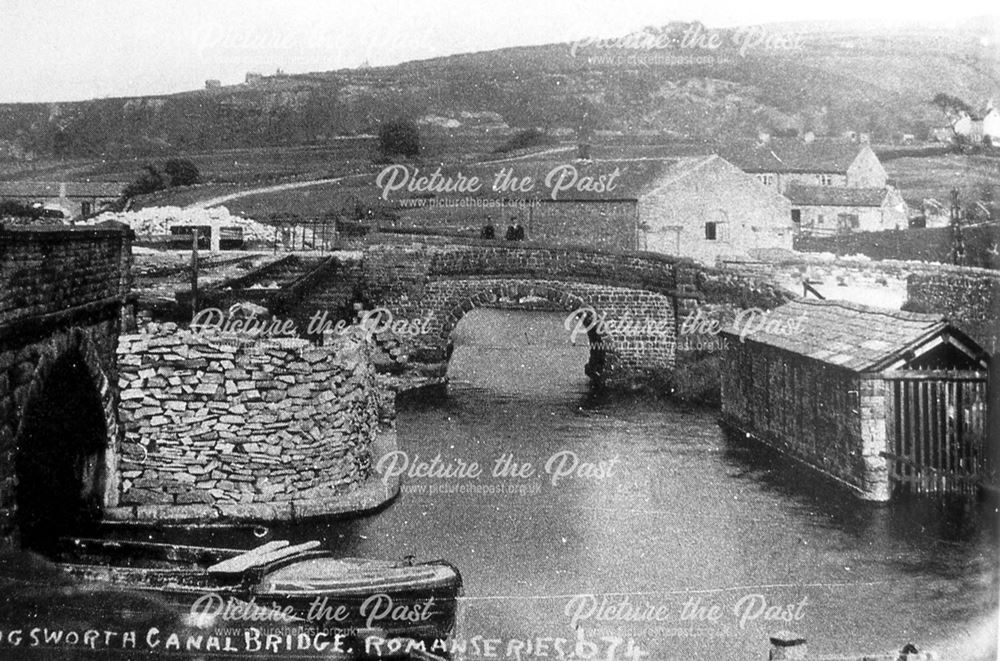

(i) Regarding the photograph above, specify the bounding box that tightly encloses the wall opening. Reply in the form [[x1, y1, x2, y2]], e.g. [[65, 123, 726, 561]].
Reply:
[[15, 352, 107, 552]]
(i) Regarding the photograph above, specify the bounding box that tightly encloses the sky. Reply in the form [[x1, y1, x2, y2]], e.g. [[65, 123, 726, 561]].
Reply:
[[0, 0, 997, 103]]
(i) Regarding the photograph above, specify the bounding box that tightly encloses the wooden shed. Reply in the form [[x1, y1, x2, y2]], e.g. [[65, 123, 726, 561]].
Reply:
[[719, 299, 990, 500]]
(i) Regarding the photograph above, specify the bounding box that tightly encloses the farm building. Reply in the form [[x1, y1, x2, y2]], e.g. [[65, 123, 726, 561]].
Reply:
[[720, 299, 990, 501], [786, 183, 909, 234], [721, 137, 888, 193], [376, 154, 793, 264]]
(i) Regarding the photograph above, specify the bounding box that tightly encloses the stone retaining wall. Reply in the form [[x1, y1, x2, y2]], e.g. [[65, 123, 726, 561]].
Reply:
[[109, 324, 394, 523], [793, 223, 1000, 269], [905, 268, 1000, 354]]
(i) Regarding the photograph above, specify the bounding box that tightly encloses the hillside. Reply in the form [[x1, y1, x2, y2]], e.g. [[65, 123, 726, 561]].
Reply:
[[0, 20, 997, 159]]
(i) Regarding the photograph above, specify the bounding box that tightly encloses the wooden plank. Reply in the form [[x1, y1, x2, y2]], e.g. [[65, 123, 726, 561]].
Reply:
[[932, 381, 939, 488], [957, 383, 967, 476], [913, 380, 922, 494], [882, 370, 987, 381], [206, 540, 305, 574], [899, 379, 910, 490], [923, 381, 931, 493], [892, 376, 902, 479]]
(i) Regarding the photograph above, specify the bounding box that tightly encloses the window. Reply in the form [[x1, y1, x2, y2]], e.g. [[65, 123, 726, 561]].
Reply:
[[791, 209, 801, 223], [817, 214, 825, 225], [757, 174, 774, 186], [818, 174, 833, 186], [705, 221, 728, 241], [80, 201, 92, 217], [838, 213, 860, 231]]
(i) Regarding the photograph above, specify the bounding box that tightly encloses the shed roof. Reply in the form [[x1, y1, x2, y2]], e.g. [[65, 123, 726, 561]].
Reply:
[[786, 184, 888, 208], [720, 298, 978, 372]]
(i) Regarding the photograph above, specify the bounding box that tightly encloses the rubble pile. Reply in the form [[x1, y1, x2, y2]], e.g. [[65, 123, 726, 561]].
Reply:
[[87, 206, 277, 242]]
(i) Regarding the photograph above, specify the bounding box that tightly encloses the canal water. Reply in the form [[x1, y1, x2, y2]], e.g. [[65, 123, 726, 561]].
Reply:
[[310, 308, 998, 661], [5, 308, 993, 660]]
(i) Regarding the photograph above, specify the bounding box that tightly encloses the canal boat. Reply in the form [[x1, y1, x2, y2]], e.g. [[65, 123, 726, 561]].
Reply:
[[51, 537, 462, 656]]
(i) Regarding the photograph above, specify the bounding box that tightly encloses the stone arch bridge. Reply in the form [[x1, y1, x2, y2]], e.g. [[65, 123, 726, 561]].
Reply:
[[279, 239, 793, 388], [0, 225, 133, 549]]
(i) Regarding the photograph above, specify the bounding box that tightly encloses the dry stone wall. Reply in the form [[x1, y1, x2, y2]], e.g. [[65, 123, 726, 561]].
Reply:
[[111, 324, 393, 523]]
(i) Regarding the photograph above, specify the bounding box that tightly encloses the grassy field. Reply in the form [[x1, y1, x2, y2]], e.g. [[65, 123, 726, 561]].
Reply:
[[884, 153, 1000, 210], [1, 140, 379, 185]]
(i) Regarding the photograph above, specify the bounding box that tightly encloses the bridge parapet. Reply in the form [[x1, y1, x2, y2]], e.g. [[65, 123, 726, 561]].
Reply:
[[0, 224, 133, 334]]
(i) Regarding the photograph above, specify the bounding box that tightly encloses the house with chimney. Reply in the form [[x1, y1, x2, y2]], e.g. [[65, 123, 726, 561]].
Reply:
[[722, 137, 908, 235]]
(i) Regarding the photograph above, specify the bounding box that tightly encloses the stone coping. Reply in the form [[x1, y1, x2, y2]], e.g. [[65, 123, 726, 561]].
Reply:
[[101, 426, 400, 527]]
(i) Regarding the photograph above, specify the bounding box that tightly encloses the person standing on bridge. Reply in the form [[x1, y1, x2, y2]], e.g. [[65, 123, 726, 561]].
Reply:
[[506, 216, 525, 241], [481, 216, 496, 239]]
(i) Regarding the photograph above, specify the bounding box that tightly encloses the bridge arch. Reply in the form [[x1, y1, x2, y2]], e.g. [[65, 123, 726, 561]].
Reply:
[[13, 328, 119, 551], [433, 280, 610, 380], [376, 275, 679, 385]]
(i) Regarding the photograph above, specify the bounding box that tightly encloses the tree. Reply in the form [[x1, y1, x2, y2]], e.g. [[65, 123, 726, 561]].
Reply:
[[493, 128, 549, 154], [123, 165, 166, 199], [377, 119, 421, 159], [164, 158, 201, 187], [932, 93, 973, 116]]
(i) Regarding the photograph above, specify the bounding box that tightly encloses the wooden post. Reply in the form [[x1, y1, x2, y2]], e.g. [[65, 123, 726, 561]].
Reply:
[[190, 227, 199, 319]]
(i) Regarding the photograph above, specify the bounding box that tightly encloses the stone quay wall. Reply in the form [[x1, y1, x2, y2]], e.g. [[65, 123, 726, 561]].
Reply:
[[108, 324, 395, 524]]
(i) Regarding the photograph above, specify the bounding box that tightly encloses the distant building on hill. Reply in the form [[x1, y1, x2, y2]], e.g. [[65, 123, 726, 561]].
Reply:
[[205, 79, 221, 89], [950, 101, 1000, 144], [0, 181, 125, 219]]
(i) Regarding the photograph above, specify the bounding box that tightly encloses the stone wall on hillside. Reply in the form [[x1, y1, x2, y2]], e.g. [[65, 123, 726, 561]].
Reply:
[[905, 269, 1000, 354], [793, 223, 1000, 269], [110, 324, 393, 523]]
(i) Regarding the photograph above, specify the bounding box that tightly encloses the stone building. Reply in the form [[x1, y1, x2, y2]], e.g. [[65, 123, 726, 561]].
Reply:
[[636, 155, 793, 264], [720, 299, 989, 501], [722, 138, 889, 193], [377, 155, 793, 264], [786, 183, 909, 235], [0, 181, 125, 219], [722, 137, 909, 234]]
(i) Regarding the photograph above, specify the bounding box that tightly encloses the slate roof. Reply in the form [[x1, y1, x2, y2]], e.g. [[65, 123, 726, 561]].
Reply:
[[720, 298, 954, 372], [785, 184, 888, 208], [721, 138, 865, 174], [0, 181, 126, 198]]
